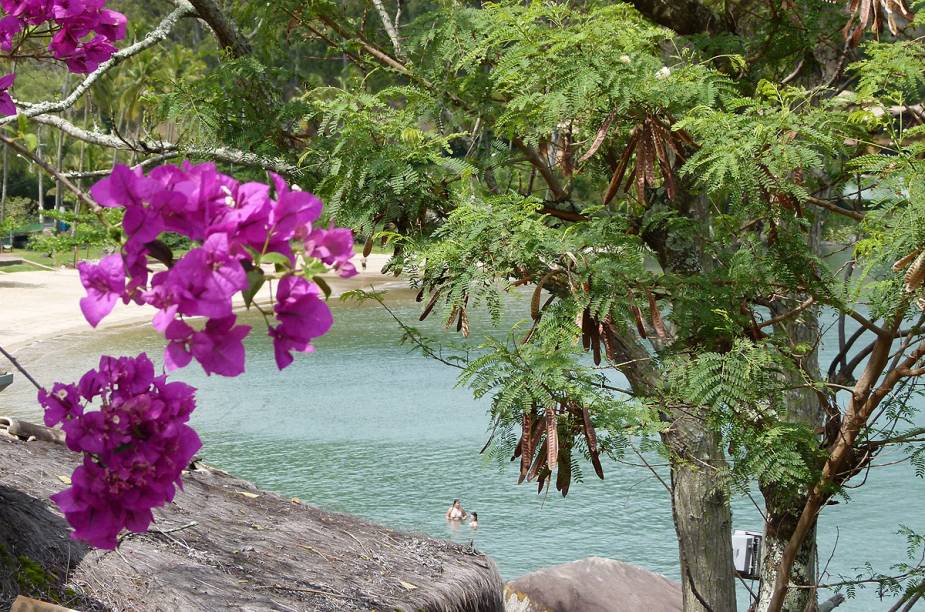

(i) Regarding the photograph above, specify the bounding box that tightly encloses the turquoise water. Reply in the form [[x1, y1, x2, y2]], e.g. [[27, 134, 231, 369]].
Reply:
[[2, 291, 923, 610]]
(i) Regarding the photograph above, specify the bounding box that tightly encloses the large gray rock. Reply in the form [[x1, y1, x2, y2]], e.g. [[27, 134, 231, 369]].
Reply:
[[504, 557, 681, 612]]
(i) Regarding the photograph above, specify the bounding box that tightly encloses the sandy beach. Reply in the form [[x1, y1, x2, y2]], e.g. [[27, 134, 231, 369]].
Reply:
[[0, 253, 401, 354]]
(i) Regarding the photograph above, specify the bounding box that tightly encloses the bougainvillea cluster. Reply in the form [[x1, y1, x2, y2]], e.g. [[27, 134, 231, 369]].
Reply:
[[0, 0, 128, 115], [39, 162, 356, 548], [38, 353, 201, 549], [80, 161, 355, 374]]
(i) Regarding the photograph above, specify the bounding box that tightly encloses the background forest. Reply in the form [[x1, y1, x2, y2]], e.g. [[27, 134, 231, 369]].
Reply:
[[3, 1, 925, 611]]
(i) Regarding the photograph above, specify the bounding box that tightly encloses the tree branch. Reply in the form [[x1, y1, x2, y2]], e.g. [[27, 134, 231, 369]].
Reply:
[[805, 195, 865, 221], [26, 114, 297, 176], [628, 0, 722, 35], [1, 2, 196, 126], [188, 0, 251, 57], [758, 297, 815, 329], [371, 0, 404, 59], [0, 132, 98, 212]]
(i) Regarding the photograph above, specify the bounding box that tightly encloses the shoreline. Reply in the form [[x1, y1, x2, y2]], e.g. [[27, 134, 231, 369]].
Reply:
[[0, 252, 402, 354]]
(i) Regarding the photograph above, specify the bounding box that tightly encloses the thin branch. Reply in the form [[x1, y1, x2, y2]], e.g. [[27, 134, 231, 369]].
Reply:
[[0, 344, 43, 390], [757, 296, 815, 329], [0, 132, 98, 212], [805, 195, 865, 221], [63, 152, 180, 179], [371, 0, 404, 59], [1, 2, 196, 126]]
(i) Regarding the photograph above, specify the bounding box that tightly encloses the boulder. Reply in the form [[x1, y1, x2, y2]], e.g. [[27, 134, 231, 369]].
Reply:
[[504, 557, 681, 612]]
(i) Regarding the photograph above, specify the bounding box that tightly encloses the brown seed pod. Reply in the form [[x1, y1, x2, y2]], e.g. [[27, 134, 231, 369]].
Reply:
[[581, 308, 593, 351], [647, 290, 667, 339], [419, 290, 441, 321], [362, 236, 374, 258], [527, 439, 548, 482], [893, 251, 918, 272], [556, 442, 572, 496], [445, 306, 459, 329], [459, 307, 470, 337], [546, 409, 559, 472], [904, 251, 925, 293]]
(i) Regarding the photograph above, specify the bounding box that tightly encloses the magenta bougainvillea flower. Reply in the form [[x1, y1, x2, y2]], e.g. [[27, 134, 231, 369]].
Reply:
[[54, 161, 353, 549], [0, 72, 14, 116], [304, 225, 358, 278], [0, 0, 127, 116], [76, 252, 126, 327], [39, 353, 201, 549], [269, 276, 333, 369], [79, 161, 353, 376]]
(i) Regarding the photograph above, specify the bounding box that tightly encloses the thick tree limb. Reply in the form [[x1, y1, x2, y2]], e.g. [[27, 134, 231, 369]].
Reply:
[[27, 114, 297, 176], [629, 0, 721, 35], [188, 0, 251, 57], [512, 137, 568, 201], [0, 2, 196, 127]]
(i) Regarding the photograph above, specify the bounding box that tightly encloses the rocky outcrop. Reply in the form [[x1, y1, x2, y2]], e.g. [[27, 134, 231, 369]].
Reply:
[[504, 557, 681, 612]]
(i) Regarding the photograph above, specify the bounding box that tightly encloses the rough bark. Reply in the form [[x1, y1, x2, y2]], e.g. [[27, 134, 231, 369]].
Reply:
[[607, 328, 737, 612], [666, 417, 737, 612], [755, 218, 827, 612], [188, 0, 251, 58], [629, 0, 722, 35], [0, 431, 504, 612]]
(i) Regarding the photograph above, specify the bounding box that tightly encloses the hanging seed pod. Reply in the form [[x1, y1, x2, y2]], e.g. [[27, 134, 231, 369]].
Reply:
[[591, 319, 602, 365], [419, 290, 441, 321], [631, 304, 648, 338], [601, 317, 618, 363], [519, 409, 534, 484], [531, 272, 553, 320], [603, 129, 639, 206], [581, 308, 593, 351], [893, 251, 918, 272], [581, 405, 605, 480], [537, 466, 550, 494], [527, 439, 548, 482], [363, 236, 374, 258], [445, 306, 459, 329], [556, 442, 572, 496], [904, 251, 925, 293], [511, 436, 523, 461], [459, 307, 470, 337], [546, 409, 559, 472], [647, 290, 667, 339]]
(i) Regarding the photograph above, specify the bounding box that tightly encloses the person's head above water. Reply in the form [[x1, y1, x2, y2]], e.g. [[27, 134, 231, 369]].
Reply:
[[471, 512, 478, 520], [452, 499, 460, 507]]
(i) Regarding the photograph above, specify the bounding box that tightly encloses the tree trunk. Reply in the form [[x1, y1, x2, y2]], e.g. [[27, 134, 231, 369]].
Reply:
[[755, 511, 816, 612], [756, 312, 825, 610], [666, 413, 737, 612], [36, 127, 44, 225]]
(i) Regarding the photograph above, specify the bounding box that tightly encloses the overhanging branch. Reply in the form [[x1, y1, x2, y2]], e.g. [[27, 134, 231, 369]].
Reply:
[[28, 114, 297, 176], [2, 2, 196, 126]]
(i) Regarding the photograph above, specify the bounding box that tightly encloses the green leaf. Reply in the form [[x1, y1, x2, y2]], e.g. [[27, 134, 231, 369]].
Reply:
[[300, 259, 328, 279], [314, 275, 332, 298], [242, 268, 265, 308], [260, 252, 292, 270]]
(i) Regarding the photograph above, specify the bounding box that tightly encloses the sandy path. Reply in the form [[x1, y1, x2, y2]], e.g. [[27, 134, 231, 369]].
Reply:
[[0, 253, 402, 354]]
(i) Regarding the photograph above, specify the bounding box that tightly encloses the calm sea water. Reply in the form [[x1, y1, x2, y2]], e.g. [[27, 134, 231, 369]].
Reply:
[[2, 291, 922, 610]]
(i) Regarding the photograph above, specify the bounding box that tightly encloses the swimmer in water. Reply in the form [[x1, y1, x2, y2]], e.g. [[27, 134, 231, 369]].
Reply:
[[470, 512, 478, 528], [445, 499, 467, 520]]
